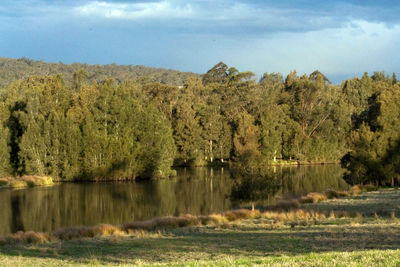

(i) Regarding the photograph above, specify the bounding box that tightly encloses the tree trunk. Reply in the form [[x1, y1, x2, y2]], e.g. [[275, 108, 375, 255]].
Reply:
[[209, 140, 213, 162]]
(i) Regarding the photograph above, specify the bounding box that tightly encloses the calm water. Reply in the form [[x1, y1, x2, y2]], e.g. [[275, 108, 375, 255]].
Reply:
[[0, 165, 347, 235]]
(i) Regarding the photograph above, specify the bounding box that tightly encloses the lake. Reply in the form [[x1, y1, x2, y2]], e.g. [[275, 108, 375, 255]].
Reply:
[[0, 165, 348, 235]]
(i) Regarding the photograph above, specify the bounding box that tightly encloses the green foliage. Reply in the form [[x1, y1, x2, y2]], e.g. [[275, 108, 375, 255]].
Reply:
[[0, 102, 11, 176], [342, 80, 400, 185], [171, 85, 203, 166], [201, 61, 228, 85], [0, 60, 397, 185], [1, 75, 176, 180]]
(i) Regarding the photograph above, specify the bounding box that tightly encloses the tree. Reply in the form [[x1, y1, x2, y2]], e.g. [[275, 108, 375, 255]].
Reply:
[[0, 101, 11, 176], [202, 62, 228, 85], [233, 112, 261, 168], [172, 93, 203, 166], [342, 80, 400, 185], [281, 71, 351, 162]]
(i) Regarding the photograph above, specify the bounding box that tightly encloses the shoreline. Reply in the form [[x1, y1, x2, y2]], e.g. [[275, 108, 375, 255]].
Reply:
[[0, 176, 54, 189], [0, 187, 399, 266], [0, 184, 380, 243], [0, 163, 342, 187]]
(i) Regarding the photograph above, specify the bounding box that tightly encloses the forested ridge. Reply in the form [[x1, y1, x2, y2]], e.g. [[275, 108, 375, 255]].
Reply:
[[0, 60, 398, 185], [0, 57, 199, 87]]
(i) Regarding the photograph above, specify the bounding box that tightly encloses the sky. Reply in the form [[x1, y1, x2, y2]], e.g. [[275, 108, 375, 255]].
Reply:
[[1, 0, 400, 83]]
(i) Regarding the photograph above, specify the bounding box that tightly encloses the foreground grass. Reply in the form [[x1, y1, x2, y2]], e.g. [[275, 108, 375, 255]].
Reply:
[[0, 189, 399, 266]]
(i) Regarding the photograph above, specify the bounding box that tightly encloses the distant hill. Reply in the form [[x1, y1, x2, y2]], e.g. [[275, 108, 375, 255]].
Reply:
[[0, 57, 200, 87]]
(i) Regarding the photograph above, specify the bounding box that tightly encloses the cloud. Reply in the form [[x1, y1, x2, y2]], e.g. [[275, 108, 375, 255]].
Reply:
[[69, 0, 348, 36], [210, 19, 400, 82], [75, 1, 193, 20], [0, 0, 399, 84], [3, 0, 400, 36]]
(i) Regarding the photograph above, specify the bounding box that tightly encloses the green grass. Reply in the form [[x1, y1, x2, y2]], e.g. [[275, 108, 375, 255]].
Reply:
[[1, 189, 400, 266]]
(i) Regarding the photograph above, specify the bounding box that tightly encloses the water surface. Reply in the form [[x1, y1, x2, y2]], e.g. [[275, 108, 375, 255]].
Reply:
[[0, 165, 347, 235]]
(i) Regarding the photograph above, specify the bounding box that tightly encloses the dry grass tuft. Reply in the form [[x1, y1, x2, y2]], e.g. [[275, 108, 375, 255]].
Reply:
[[300, 192, 327, 204], [350, 185, 362, 195], [324, 189, 350, 199], [260, 209, 330, 226], [2, 231, 50, 244], [127, 229, 164, 238], [223, 209, 260, 221], [199, 214, 229, 225], [122, 214, 201, 232], [351, 184, 377, 194], [122, 220, 154, 232], [153, 215, 200, 228], [92, 224, 125, 236], [54, 226, 94, 240], [122, 210, 261, 232], [329, 211, 336, 219]]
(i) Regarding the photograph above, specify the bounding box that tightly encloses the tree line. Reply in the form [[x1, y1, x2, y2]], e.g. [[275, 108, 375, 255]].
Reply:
[[0, 57, 199, 88], [0, 61, 398, 185]]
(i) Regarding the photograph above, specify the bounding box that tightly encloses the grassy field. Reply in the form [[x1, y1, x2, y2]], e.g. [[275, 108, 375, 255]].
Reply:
[[0, 189, 400, 266]]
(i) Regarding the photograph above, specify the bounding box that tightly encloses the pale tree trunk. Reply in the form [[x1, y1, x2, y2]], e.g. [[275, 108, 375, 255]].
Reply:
[[209, 140, 213, 162]]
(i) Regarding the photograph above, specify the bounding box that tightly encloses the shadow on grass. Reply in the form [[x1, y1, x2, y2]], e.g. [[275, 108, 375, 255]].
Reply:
[[303, 189, 400, 216], [1, 223, 400, 265]]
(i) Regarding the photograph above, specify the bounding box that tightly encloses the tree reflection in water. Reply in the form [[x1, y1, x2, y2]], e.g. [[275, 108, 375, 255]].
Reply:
[[0, 165, 347, 235]]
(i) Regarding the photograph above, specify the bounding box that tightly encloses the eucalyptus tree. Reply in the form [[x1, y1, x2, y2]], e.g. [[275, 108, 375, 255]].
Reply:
[[342, 77, 400, 185]]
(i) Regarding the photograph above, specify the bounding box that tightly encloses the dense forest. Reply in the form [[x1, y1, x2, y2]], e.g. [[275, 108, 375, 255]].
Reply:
[[0, 59, 398, 185]]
